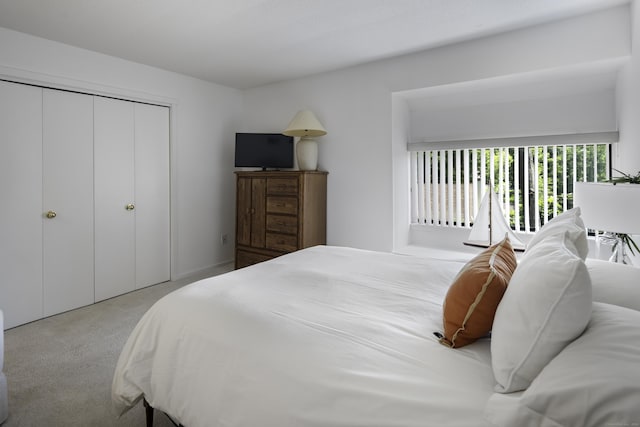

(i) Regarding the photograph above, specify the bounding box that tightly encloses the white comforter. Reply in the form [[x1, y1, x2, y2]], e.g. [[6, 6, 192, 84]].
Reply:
[[112, 246, 495, 427]]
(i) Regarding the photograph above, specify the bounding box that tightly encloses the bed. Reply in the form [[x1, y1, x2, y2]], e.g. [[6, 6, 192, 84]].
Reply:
[[112, 209, 640, 427]]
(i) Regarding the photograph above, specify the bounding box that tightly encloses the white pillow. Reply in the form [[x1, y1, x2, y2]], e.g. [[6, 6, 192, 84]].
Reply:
[[491, 231, 592, 393], [526, 207, 588, 260], [587, 258, 640, 311], [485, 302, 640, 427]]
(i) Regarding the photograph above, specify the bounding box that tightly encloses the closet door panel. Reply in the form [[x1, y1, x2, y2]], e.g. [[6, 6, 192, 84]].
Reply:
[[42, 89, 95, 316], [0, 82, 43, 329], [134, 103, 170, 288], [94, 97, 135, 301]]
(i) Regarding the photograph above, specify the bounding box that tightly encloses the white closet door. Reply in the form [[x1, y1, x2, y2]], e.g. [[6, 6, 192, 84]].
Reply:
[[42, 89, 95, 316], [0, 82, 43, 329], [134, 103, 170, 288], [94, 97, 136, 301]]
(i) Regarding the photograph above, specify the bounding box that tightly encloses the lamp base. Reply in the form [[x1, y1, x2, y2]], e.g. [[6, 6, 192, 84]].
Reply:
[[598, 232, 634, 265], [296, 137, 318, 171], [610, 235, 633, 265]]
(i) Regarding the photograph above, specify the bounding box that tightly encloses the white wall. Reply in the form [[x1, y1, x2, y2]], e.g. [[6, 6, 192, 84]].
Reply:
[[241, 70, 395, 251], [243, 5, 632, 252], [613, 1, 640, 265], [0, 27, 242, 279], [617, 1, 640, 175], [392, 96, 411, 251]]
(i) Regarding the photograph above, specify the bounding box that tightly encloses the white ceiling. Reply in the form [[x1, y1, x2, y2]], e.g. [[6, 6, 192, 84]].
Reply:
[[0, 0, 630, 89]]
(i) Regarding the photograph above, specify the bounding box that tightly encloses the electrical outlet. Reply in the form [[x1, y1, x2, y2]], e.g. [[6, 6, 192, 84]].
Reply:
[[221, 233, 228, 245]]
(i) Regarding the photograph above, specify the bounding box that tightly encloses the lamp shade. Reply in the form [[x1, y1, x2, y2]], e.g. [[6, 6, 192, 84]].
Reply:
[[573, 182, 640, 234], [282, 110, 327, 137]]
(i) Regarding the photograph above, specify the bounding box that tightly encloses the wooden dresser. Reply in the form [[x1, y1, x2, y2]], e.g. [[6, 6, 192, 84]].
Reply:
[[235, 170, 328, 269]]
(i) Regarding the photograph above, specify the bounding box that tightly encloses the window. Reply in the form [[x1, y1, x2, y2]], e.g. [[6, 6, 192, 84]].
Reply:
[[410, 143, 611, 232]]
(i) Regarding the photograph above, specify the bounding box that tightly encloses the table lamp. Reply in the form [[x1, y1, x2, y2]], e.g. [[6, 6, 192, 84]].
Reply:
[[283, 110, 327, 171], [573, 181, 640, 264]]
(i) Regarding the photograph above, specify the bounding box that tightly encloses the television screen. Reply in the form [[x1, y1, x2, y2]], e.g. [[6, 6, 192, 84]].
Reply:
[[234, 133, 294, 169]]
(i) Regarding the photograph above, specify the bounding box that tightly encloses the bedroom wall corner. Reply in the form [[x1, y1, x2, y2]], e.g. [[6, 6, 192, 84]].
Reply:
[[241, 73, 395, 253]]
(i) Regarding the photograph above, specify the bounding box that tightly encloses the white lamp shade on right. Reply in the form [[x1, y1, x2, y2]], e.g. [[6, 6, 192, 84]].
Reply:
[[573, 182, 640, 234]]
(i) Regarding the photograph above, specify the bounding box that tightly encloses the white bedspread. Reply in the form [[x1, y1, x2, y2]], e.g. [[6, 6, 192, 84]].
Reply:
[[112, 245, 495, 427]]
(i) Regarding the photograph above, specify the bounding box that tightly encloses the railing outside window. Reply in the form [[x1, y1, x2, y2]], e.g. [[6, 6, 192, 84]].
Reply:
[[410, 144, 611, 232]]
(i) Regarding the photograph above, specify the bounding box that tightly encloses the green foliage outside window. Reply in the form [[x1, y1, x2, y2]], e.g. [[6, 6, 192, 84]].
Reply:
[[424, 144, 610, 230], [483, 145, 609, 230]]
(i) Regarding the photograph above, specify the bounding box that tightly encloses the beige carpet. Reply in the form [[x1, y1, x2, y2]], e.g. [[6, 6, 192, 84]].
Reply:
[[3, 263, 233, 427]]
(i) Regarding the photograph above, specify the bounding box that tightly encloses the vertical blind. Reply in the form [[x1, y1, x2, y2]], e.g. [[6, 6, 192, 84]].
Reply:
[[410, 143, 611, 232]]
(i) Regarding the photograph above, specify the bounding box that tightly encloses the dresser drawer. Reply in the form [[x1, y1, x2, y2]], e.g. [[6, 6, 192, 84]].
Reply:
[[267, 196, 298, 215], [266, 233, 298, 252], [266, 214, 298, 234], [267, 177, 298, 195]]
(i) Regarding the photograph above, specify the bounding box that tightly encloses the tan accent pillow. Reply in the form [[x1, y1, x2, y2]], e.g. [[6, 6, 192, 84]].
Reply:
[[440, 236, 517, 348]]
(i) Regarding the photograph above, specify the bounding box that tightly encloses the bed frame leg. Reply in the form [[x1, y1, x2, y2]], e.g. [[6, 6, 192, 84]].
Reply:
[[143, 397, 154, 427]]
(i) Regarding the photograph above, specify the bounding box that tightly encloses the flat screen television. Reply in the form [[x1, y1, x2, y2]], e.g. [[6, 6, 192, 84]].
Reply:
[[234, 133, 294, 170]]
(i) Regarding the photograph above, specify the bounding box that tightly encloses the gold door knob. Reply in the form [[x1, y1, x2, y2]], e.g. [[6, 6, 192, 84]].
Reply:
[[46, 210, 57, 219], [125, 204, 135, 211]]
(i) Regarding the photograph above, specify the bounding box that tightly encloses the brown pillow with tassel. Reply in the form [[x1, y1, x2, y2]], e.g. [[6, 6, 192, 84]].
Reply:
[[439, 236, 517, 348]]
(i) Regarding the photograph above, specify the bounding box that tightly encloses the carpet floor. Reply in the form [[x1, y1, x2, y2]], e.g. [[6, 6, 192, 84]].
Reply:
[[3, 263, 233, 427]]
